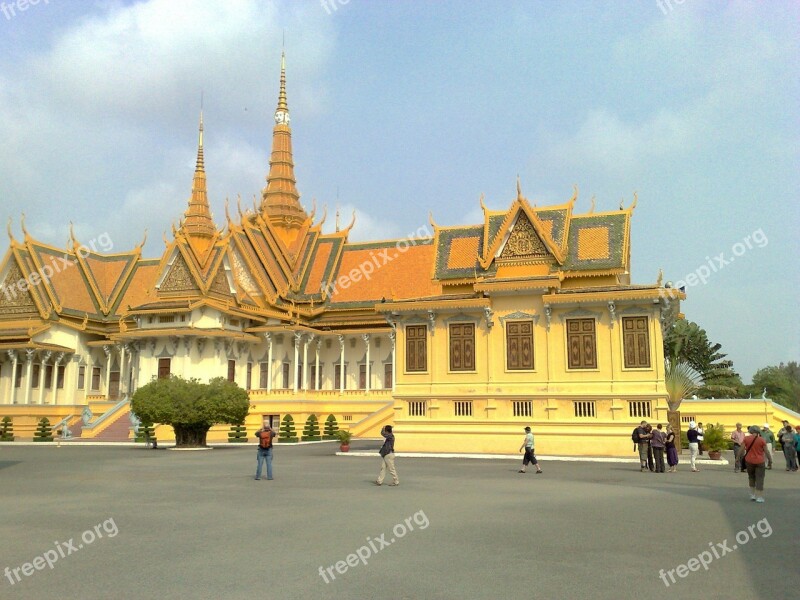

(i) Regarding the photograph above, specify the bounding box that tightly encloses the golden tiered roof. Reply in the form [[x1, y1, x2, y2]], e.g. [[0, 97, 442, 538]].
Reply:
[[0, 53, 673, 346]]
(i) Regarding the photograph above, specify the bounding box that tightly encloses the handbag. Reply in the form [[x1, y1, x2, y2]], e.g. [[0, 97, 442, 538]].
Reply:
[[740, 435, 757, 468]]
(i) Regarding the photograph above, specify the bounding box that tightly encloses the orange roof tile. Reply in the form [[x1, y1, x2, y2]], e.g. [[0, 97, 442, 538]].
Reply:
[[117, 262, 161, 313], [85, 256, 130, 303], [303, 241, 333, 295], [330, 243, 441, 304], [447, 236, 480, 270], [48, 259, 98, 314], [577, 227, 610, 260]]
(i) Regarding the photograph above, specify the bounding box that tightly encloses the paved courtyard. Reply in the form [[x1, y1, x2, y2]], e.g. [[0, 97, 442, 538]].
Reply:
[[1, 441, 797, 599]]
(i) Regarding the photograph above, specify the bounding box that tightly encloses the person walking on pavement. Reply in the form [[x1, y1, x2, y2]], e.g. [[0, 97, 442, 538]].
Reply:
[[737, 425, 768, 503], [375, 425, 399, 486], [687, 421, 701, 472], [518, 426, 543, 474]]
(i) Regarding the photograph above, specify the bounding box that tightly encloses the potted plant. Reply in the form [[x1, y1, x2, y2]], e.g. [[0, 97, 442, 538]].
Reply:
[[702, 423, 726, 460], [335, 429, 352, 452]]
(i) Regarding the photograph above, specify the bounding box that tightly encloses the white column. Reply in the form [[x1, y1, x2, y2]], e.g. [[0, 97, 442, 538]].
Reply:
[[363, 334, 371, 393], [103, 345, 112, 399], [292, 332, 301, 394], [120, 345, 127, 396], [338, 334, 345, 394], [302, 334, 311, 391], [389, 331, 396, 393], [24, 349, 34, 404], [8, 350, 18, 405], [314, 339, 321, 391], [265, 333, 273, 393], [39, 351, 51, 405], [52, 353, 63, 406]]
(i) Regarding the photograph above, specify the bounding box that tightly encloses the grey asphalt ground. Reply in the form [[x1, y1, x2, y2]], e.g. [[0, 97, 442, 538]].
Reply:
[[1, 441, 797, 600]]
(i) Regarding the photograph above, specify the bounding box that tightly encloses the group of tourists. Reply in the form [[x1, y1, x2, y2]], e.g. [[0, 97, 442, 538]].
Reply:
[[632, 419, 799, 504], [633, 421, 679, 472]]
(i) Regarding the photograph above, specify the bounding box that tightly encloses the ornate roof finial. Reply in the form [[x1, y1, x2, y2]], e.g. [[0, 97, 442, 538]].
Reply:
[[261, 51, 306, 229], [6, 217, 14, 242], [335, 207, 341, 233], [516, 175, 523, 201], [182, 107, 217, 238], [589, 195, 596, 214]]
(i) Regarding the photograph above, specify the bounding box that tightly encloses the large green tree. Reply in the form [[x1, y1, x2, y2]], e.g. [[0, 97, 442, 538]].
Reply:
[[663, 319, 739, 398], [750, 362, 800, 411], [131, 376, 250, 447]]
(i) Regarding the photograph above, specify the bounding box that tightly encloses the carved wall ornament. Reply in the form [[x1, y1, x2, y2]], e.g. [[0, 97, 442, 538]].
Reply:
[[499, 212, 549, 260]]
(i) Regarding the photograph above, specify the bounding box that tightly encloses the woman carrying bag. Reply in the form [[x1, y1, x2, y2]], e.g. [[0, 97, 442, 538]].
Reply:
[[737, 425, 768, 503]]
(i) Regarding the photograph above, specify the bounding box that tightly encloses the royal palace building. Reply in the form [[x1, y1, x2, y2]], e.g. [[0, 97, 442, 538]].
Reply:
[[7, 54, 777, 456]]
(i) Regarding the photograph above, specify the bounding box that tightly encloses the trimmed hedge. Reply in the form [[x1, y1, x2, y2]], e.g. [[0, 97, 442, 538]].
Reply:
[[228, 423, 248, 443], [33, 417, 54, 442], [279, 414, 299, 443], [302, 414, 321, 441], [0, 416, 14, 441], [323, 414, 339, 440]]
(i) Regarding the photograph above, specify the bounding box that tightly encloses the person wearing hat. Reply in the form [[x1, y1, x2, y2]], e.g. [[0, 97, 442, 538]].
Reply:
[[761, 423, 775, 469], [731, 423, 746, 472], [777, 421, 798, 471], [518, 427, 542, 474], [687, 421, 701, 472], [736, 425, 767, 502]]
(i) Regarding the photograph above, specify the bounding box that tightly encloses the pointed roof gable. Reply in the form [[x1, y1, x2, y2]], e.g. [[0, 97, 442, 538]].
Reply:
[[480, 199, 564, 269]]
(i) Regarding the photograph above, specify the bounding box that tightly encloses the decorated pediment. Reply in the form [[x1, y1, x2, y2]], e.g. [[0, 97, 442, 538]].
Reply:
[[0, 260, 39, 316], [498, 212, 553, 261], [158, 252, 200, 294]]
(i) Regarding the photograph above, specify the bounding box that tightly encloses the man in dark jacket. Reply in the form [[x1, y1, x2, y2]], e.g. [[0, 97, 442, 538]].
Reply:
[[375, 425, 399, 486]]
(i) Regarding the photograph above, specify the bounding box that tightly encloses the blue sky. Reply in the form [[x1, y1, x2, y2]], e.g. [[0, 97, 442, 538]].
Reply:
[[0, 0, 797, 381]]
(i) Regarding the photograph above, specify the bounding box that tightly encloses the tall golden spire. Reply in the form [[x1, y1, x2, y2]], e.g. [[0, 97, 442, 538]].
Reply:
[[261, 51, 307, 231], [182, 109, 216, 239]]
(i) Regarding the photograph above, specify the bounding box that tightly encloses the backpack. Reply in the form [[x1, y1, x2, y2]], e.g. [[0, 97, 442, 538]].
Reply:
[[258, 429, 273, 449], [632, 428, 641, 443]]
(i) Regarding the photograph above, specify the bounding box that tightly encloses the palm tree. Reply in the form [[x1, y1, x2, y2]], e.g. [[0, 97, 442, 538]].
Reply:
[[663, 319, 738, 398], [664, 358, 702, 411]]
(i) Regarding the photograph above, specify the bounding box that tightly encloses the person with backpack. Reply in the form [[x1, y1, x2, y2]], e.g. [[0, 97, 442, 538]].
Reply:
[[518, 426, 543, 474], [254, 418, 278, 481]]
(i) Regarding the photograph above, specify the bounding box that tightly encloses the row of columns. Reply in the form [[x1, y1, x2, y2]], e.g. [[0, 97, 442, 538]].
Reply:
[[2, 343, 136, 404], [5, 349, 69, 405], [262, 331, 396, 393]]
